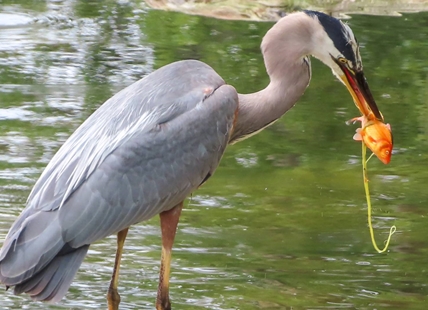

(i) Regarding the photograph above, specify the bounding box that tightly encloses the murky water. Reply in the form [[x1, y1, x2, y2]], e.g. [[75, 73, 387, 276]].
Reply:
[[1, 1, 428, 309]]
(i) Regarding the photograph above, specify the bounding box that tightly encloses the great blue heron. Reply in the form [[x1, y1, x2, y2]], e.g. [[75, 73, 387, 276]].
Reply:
[[0, 10, 382, 310]]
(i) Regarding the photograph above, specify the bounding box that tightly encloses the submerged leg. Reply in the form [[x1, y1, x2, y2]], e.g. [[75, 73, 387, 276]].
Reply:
[[156, 202, 183, 310], [107, 228, 129, 310]]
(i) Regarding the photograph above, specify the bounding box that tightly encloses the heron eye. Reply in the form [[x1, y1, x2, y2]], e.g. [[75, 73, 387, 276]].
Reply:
[[339, 57, 347, 64]]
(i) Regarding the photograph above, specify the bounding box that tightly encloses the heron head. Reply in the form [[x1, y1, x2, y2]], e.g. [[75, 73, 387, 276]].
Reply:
[[304, 10, 383, 121]]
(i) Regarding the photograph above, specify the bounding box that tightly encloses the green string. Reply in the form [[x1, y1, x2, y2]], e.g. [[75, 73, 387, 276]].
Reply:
[[362, 143, 396, 253]]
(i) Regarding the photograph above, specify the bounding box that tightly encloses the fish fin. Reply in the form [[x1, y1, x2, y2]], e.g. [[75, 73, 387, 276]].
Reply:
[[346, 116, 364, 126], [353, 128, 363, 141]]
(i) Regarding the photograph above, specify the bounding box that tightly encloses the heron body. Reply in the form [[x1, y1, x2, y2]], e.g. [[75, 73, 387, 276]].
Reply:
[[0, 60, 238, 302], [0, 10, 382, 309]]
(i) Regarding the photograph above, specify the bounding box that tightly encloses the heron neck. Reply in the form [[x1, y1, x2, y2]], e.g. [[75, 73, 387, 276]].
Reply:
[[229, 13, 316, 143], [230, 59, 311, 143]]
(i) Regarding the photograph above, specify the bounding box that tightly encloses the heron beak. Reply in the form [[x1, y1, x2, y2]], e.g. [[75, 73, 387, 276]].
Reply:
[[334, 59, 383, 121]]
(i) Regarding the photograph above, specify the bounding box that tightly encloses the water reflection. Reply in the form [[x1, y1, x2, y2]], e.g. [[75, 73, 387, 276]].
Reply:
[[1, 1, 428, 309]]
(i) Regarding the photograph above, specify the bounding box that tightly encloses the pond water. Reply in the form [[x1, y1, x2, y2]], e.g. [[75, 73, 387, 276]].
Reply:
[[1, 1, 428, 309]]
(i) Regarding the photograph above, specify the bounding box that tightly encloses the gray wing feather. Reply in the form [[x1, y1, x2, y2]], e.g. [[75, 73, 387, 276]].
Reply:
[[62, 83, 238, 247], [0, 212, 64, 283], [29, 60, 221, 212], [14, 245, 89, 302], [0, 59, 238, 294], [1, 59, 224, 242]]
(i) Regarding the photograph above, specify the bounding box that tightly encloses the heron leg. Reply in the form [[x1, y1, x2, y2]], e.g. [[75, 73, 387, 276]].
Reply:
[[156, 201, 183, 310], [107, 228, 129, 310]]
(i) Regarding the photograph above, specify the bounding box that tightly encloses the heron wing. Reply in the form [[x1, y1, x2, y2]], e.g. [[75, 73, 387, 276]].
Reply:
[[0, 59, 238, 286], [61, 83, 238, 246], [28, 60, 224, 212]]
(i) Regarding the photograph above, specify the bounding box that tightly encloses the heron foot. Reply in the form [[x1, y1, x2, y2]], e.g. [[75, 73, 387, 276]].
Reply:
[[107, 286, 121, 310]]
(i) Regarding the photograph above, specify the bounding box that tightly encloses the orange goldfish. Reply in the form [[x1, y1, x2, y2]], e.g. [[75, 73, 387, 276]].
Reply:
[[332, 56, 393, 164], [348, 115, 392, 164]]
